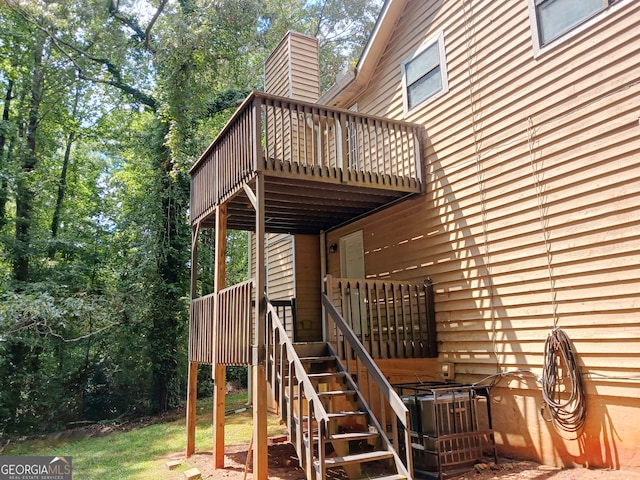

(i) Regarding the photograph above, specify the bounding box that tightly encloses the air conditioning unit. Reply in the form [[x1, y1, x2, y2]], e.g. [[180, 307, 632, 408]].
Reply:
[[396, 382, 496, 479]]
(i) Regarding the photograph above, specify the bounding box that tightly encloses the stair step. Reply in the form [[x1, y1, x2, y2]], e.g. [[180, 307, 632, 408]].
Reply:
[[318, 389, 357, 398], [307, 372, 345, 379], [329, 431, 379, 441], [317, 450, 394, 469], [285, 389, 357, 402], [299, 355, 336, 363], [305, 431, 379, 443], [365, 476, 406, 480], [293, 342, 331, 358], [326, 410, 366, 420], [296, 410, 367, 425], [285, 372, 345, 385]]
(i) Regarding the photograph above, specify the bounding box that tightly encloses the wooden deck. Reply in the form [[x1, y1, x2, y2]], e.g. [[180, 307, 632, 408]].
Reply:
[[189, 276, 437, 365], [189, 92, 424, 233]]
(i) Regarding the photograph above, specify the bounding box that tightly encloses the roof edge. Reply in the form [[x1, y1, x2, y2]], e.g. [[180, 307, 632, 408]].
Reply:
[[319, 0, 407, 106]]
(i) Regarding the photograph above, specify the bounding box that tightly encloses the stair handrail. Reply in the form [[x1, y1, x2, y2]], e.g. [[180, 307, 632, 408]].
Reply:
[[322, 292, 414, 479], [266, 300, 331, 479]]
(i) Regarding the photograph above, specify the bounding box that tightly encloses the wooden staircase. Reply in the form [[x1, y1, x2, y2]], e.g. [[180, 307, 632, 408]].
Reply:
[[266, 298, 413, 480], [291, 342, 406, 480], [265, 295, 413, 480]]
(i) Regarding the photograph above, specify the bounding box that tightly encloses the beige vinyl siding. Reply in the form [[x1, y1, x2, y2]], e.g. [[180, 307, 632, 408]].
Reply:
[[264, 31, 319, 102], [327, 0, 640, 399], [263, 32, 321, 186], [250, 233, 295, 338], [265, 233, 295, 300], [293, 235, 322, 342], [250, 233, 295, 299], [250, 233, 321, 342], [289, 36, 320, 101], [323, 1, 640, 466], [264, 38, 289, 97], [327, 1, 640, 450]]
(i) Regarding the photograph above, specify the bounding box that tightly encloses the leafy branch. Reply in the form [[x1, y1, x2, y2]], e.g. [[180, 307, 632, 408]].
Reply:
[[8, 0, 159, 111]]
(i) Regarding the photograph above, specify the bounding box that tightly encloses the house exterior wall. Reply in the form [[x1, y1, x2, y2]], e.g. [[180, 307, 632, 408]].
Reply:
[[324, 0, 640, 469], [250, 233, 322, 342], [293, 235, 322, 342], [254, 32, 322, 342], [264, 31, 320, 102], [250, 232, 295, 339]]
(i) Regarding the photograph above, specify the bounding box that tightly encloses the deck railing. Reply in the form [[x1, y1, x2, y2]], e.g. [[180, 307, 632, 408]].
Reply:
[[189, 92, 424, 223], [322, 292, 413, 478], [215, 279, 254, 365], [266, 301, 330, 479], [189, 292, 216, 364], [189, 279, 254, 366], [325, 275, 437, 359]]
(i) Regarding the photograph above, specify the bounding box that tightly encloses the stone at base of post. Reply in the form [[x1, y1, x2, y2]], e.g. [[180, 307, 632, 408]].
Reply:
[[252, 364, 268, 480]]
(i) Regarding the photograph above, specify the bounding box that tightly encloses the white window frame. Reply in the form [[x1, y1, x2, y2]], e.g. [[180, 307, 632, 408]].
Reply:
[[401, 31, 448, 117], [528, 0, 631, 56]]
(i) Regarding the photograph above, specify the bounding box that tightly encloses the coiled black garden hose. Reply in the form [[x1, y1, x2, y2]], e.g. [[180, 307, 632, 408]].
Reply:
[[541, 328, 587, 434]]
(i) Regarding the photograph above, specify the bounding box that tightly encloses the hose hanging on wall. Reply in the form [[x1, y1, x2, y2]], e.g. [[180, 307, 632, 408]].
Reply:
[[541, 328, 587, 434]]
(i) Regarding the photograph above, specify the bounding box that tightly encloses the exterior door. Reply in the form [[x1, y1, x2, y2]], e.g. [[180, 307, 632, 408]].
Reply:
[[339, 230, 364, 278]]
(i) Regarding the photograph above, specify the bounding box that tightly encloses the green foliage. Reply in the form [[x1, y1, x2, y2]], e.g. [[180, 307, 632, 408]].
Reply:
[[0, 0, 380, 435], [226, 366, 249, 388], [0, 394, 291, 480]]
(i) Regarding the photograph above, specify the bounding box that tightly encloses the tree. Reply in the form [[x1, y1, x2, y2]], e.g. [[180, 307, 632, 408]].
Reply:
[[0, 0, 383, 430]]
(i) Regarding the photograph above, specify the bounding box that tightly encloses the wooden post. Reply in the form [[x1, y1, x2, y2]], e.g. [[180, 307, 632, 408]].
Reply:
[[413, 126, 424, 185], [320, 231, 327, 342], [186, 222, 201, 458], [253, 173, 268, 480], [186, 361, 198, 457], [213, 205, 227, 468], [337, 112, 349, 172]]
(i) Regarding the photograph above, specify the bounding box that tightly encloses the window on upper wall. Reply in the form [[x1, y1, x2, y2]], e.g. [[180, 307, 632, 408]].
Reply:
[[531, 0, 621, 50], [401, 31, 448, 116]]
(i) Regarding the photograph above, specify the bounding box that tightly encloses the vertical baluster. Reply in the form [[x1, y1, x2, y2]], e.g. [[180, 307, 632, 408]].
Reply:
[[411, 285, 426, 357], [279, 341, 286, 421], [203, 298, 208, 364], [401, 124, 409, 179], [372, 118, 380, 174], [366, 281, 379, 358], [264, 100, 271, 167], [378, 387, 386, 441], [236, 286, 241, 364], [364, 117, 371, 174], [287, 361, 295, 442], [398, 283, 408, 358], [281, 100, 286, 168], [386, 282, 398, 358], [394, 124, 401, 180], [404, 283, 415, 358], [296, 380, 304, 472], [374, 282, 384, 358], [235, 286, 244, 363]]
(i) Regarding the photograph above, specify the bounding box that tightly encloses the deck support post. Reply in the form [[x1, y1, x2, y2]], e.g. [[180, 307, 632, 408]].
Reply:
[[186, 221, 201, 458], [213, 205, 227, 468], [253, 173, 268, 480], [186, 361, 198, 457]]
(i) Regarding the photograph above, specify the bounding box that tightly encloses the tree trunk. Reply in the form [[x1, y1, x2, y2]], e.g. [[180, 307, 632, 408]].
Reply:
[[49, 131, 73, 244], [14, 32, 45, 282], [50, 85, 80, 254], [0, 79, 13, 229]]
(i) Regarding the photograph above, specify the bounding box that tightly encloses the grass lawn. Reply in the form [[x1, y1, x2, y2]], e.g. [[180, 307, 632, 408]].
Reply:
[[1, 391, 287, 480]]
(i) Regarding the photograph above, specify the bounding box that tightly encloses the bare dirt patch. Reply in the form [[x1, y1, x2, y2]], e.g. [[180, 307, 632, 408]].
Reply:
[[160, 441, 640, 480]]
